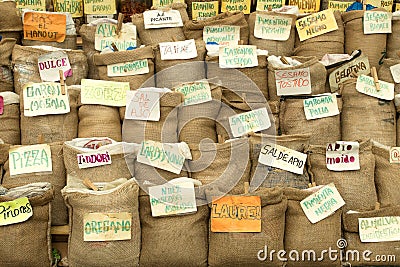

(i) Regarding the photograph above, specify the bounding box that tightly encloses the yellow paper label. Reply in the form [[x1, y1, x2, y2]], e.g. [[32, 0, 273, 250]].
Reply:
[[192, 1, 218, 21], [288, 0, 320, 13], [396, 3, 400, 10], [366, 0, 393, 11], [84, 212, 132, 241], [80, 79, 130, 107], [296, 9, 338, 41], [23, 12, 67, 43], [84, 0, 116, 15], [0, 197, 33, 226], [53, 0, 84, 17], [221, 0, 251, 14], [152, 0, 184, 7], [256, 0, 285, 10], [15, 0, 46, 11], [9, 144, 53, 176], [328, 0, 353, 13]]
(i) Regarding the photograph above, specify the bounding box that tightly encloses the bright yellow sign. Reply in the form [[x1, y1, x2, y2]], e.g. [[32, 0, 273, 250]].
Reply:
[[221, 0, 251, 14], [0, 197, 33, 226], [296, 9, 338, 42], [328, 0, 352, 13], [152, 0, 184, 7], [53, 0, 84, 17], [84, 0, 116, 15], [15, 0, 46, 11], [256, 0, 285, 11], [192, 1, 218, 21], [288, 0, 320, 13]]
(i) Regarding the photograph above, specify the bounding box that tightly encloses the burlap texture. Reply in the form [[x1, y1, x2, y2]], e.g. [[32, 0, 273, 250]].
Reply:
[[0, 92, 20, 145], [386, 16, 400, 59], [22, 35, 77, 50], [268, 100, 280, 134], [306, 139, 377, 211], [0, 38, 17, 66], [79, 24, 96, 53], [62, 179, 140, 267], [378, 58, 400, 95], [0, 32, 22, 44], [0, 2, 22, 32], [0, 66, 14, 92]]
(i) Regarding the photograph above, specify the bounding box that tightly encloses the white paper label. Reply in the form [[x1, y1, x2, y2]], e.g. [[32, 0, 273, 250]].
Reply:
[[81, 79, 130, 107], [363, 11, 392, 34], [300, 183, 345, 224], [38, 51, 71, 82], [258, 142, 307, 175], [9, 144, 53, 176], [77, 150, 112, 169], [390, 63, 400, 84], [219, 45, 258, 69], [356, 75, 394, 101], [159, 39, 198, 60], [303, 94, 340, 120], [143, 10, 183, 29], [203, 25, 240, 45], [229, 107, 271, 137], [86, 14, 114, 24], [95, 23, 137, 51], [174, 81, 212, 106], [275, 67, 312, 96], [125, 90, 160, 121], [359, 216, 400, 242], [0, 197, 33, 226], [389, 147, 400, 163], [107, 59, 149, 77], [83, 212, 132, 241], [254, 14, 292, 41], [326, 141, 360, 171]]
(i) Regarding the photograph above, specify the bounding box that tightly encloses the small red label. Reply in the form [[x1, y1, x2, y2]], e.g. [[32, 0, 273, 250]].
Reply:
[[0, 96, 4, 115]]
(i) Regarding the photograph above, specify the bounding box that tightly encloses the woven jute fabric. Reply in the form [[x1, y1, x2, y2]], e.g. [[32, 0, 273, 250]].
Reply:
[[249, 11, 296, 57], [0, 184, 53, 267], [185, 0, 215, 19], [2, 142, 67, 225], [268, 100, 279, 134], [22, 35, 77, 50], [0, 66, 14, 92], [79, 24, 96, 53], [340, 79, 396, 146], [378, 58, 400, 95], [0, 2, 22, 32], [386, 16, 400, 59], [207, 187, 287, 267], [62, 179, 140, 267], [0, 92, 20, 145], [306, 139, 377, 211], [0, 38, 17, 66], [284, 187, 342, 267]]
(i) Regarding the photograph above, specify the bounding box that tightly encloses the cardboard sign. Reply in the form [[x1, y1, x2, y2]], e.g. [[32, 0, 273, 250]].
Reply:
[[303, 94, 340, 120], [366, 0, 393, 12], [174, 81, 212, 106], [389, 147, 400, 163], [254, 14, 292, 41], [83, 212, 132, 241], [359, 216, 400, 242], [54, 0, 83, 17], [15, 0, 46, 11], [328, 0, 353, 13], [300, 183, 345, 224], [296, 9, 338, 42], [275, 67, 312, 96], [219, 45, 258, 69], [203, 25, 240, 45], [288, 0, 320, 13], [23, 82, 70, 117], [143, 10, 183, 29], [0, 96, 3, 115], [363, 11, 392, 34], [95, 23, 137, 51], [159, 39, 198, 60], [149, 181, 197, 217], [390, 64, 400, 84], [192, 1, 218, 21], [326, 141, 360, 171], [125, 90, 160, 121], [77, 150, 112, 169], [23, 12, 67, 43], [356, 75, 394, 101], [38, 51, 71, 82], [259, 142, 307, 175], [80, 79, 130, 107], [329, 54, 370, 92], [0, 197, 33, 226], [211, 196, 261, 232], [9, 144, 52, 176], [84, 0, 116, 15], [256, 0, 285, 11], [229, 107, 271, 137], [152, 0, 184, 7], [107, 59, 149, 77], [221, 0, 251, 14]]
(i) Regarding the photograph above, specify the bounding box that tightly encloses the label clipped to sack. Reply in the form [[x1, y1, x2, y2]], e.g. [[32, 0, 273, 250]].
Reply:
[[356, 75, 394, 101], [143, 10, 183, 29], [23, 12, 67, 43], [296, 9, 338, 42], [95, 23, 137, 51], [359, 216, 400, 242], [38, 51, 71, 82], [256, 0, 285, 10], [54, 0, 83, 17], [328, 0, 353, 13], [152, 0, 184, 7], [326, 141, 360, 171], [0, 197, 33, 226], [15, 0, 46, 11], [300, 183, 345, 224], [363, 11, 392, 34], [203, 25, 240, 46], [390, 63, 400, 84], [192, 1, 218, 21], [9, 144, 52, 176], [125, 90, 160, 121], [174, 81, 212, 106], [0, 96, 3, 115], [219, 45, 258, 68], [84, 0, 116, 15], [303, 94, 340, 120], [77, 150, 112, 169], [389, 147, 400, 163], [159, 39, 198, 60], [288, 0, 320, 13], [254, 14, 292, 41], [149, 181, 197, 217], [23, 82, 70, 117], [81, 79, 130, 107], [221, 0, 251, 13], [84, 212, 132, 241], [275, 67, 311, 96], [229, 107, 271, 137], [211, 196, 261, 232], [107, 59, 149, 77]]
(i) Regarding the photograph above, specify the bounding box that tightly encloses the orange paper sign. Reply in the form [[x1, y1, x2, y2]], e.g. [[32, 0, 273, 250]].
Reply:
[[211, 196, 261, 232], [23, 12, 67, 43]]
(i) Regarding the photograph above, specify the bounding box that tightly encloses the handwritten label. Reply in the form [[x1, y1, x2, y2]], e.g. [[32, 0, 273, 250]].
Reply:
[[300, 183, 345, 224], [0, 197, 33, 226], [256, 0, 285, 10], [107, 59, 149, 77], [275, 67, 312, 96], [77, 150, 112, 169], [192, 1, 218, 21], [149, 181, 197, 217], [359, 216, 400, 242], [389, 147, 400, 163], [84, 0, 116, 15], [174, 81, 212, 106], [229, 107, 271, 137], [23, 82, 70, 117], [159, 39, 198, 60], [328, 0, 353, 13], [296, 9, 338, 41], [219, 45, 258, 68], [15, 0, 46, 11], [125, 90, 160, 121], [396, 3, 400, 10], [54, 0, 83, 17], [203, 25, 240, 45], [152, 0, 184, 7], [0, 96, 3, 115], [288, 0, 320, 13], [366, 0, 393, 11], [38, 51, 71, 82], [9, 144, 52, 176], [363, 11, 392, 34], [211, 196, 261, 232], [84, 212, 132, 241], [143, 10, 183, 29], [356, 75, 394, 101], [23, 12, 66, 43], [81, 79, 130, 107], [390, 64, 400, 84], [303, 94, 340, 120], [95, 23, 137, 51], [326, 141, 360, 171], [221, 0, 251, 14], [254, 14, 292, 41]]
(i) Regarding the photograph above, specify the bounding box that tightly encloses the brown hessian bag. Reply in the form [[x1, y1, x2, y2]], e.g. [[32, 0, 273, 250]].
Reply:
[[0, 38, 16, 92], [0, 92, 20, 145], [0, 2, 22, 43], [378, 58, 400, 95], [386, 14, 400, 59]]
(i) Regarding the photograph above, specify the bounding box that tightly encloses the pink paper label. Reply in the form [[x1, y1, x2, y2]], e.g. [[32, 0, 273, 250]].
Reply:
[[0, 96, 3, 115]]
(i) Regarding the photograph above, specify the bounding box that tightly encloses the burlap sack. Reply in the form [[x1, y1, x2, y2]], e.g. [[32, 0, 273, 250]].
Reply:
[[378, 58, 400, 95], [279, 96, 342, 145], [386, 15, 400, 59], [0, 143, 10, 179], [0, 92, 20, 145], [341, 79, 396, 146], [183, 11, 249, 44], [0, 183, 53, 267], [306, 139, 377, 211], [93, 46, 155, 90], [268, 56, 327, 101], [23, 35, 77, 50], [62, 179, 140, 267], [0, 66, 14, 92], [249, 133, 311, 190], [0, 2, 23, 33], [269, 100, 280, 134], [207, 187, 287, 267], [12, 45, 88, 95], [0, 38, 17, 66], [79, 25, 100, 79], [249, 11, 297, 57]]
